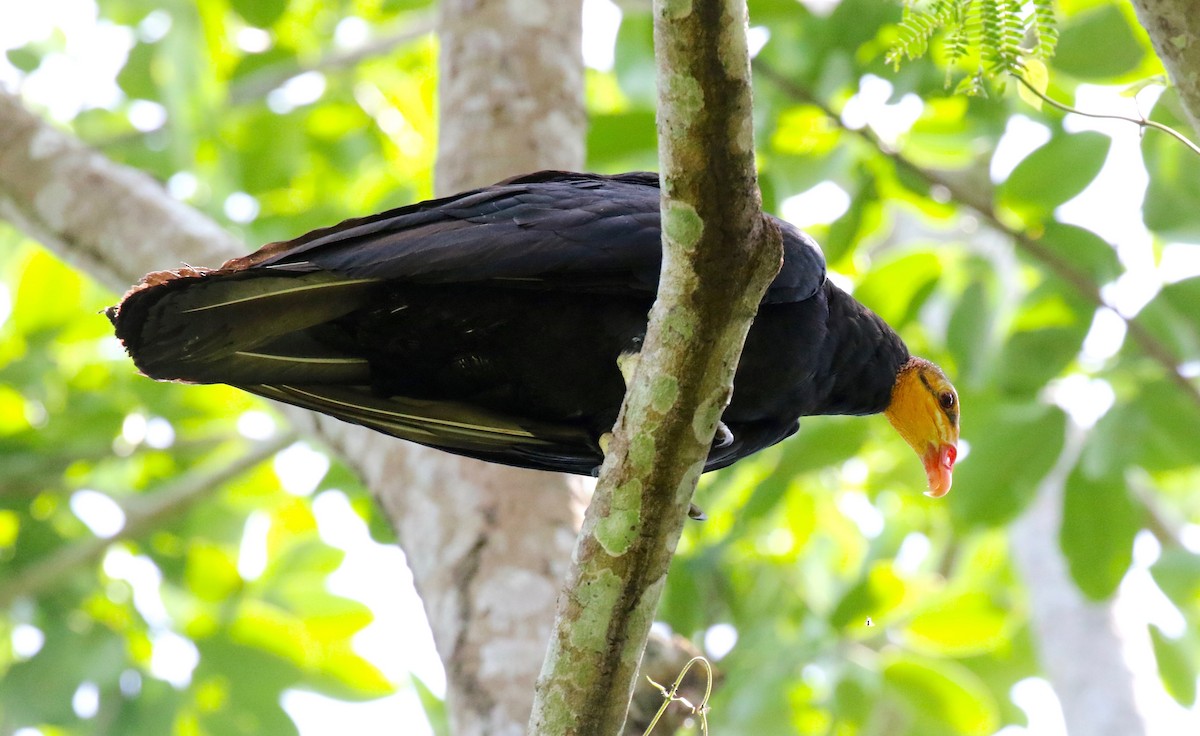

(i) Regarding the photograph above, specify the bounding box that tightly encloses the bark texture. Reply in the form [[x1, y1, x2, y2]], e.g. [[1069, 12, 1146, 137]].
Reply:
[[1131, 0, 1200, 133], [528, 2, 781, 733], [429, 2, 589, 734], [436, 0, 585, 191]]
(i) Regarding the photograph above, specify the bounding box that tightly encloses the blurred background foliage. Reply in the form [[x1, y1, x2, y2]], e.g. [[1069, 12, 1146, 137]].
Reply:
[[2, 0, 1200, 734]]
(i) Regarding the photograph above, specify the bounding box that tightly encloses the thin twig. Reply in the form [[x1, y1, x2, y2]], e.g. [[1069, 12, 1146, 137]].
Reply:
[[755, 62, 1200, 410], [1015, 75, 1200, 158], [644, 656, 715, 735], [0, 432, 297, 608], [229, 14, 436, 104]]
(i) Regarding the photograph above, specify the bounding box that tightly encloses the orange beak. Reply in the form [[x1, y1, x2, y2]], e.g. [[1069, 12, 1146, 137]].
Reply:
[[922, 443, 957, 498]]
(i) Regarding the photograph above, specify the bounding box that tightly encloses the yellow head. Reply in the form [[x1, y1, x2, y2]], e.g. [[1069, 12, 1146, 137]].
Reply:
[[883, 357, 960, 498]]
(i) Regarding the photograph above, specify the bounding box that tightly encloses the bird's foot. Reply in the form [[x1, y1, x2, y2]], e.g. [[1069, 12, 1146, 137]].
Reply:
[[688, 503, 707, 521], [713, 421, 734, 448]]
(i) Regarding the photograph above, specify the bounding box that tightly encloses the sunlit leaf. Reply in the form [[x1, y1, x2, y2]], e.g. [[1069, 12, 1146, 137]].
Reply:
[[1149, 625, 1197, 707], [883, 656, 999, 735], [830, 563, 910, 630], [854, 250, 943, 329], [1017, 59, 1048, 111], [903, 591, 1012, 657]]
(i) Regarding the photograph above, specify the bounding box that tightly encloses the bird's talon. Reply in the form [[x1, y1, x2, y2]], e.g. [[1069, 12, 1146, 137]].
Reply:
[[687, 503, 707, 521], [713, 421, 734, 448]]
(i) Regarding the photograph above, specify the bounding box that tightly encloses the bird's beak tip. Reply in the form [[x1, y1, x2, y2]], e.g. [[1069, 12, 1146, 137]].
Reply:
[[922, 443, 956, 499]]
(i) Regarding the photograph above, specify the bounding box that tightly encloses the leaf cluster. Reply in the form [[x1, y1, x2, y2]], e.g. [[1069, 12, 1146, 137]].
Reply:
[[887, 0, 1059, 94]]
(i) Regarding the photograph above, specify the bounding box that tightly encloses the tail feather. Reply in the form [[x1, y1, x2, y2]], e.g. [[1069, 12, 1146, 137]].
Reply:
[[110, 272, 381, 383]]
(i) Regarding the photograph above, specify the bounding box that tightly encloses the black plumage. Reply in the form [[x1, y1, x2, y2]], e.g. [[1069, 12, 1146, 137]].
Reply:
[[109, 171, 911, 475]]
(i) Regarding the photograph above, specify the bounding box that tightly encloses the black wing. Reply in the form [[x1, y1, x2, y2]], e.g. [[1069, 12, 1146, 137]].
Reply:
[[235, 170, 827, 301]]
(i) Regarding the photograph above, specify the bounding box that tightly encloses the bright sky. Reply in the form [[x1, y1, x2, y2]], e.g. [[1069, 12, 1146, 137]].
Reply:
[[3, 0, 1200, 734]]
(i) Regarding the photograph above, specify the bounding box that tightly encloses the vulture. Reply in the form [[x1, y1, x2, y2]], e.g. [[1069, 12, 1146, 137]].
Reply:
[[108, 171, 959, 497]]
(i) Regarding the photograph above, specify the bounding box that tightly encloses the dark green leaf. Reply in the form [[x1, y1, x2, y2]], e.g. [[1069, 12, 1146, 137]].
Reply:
[[947, 277, 996, 384], [999, 131, 1111, 222], [1087, 379, 1200, 474], [1060, 464, 1138, 600], [1038, 222, 1122, 286], [950, 399, 1067, 528], [230, 0, 289, 28], [1052, 5, 1147, 80]]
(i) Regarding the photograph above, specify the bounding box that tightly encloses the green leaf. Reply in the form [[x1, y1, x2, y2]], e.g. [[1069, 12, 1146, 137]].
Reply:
[[947, 277, 996, 383], [1052, 5, 1147, 81], [996, 280, 1092, 396], [231, 0, 289, 28], [853, 250, 943, 329], [6, 45, 42, 73], [1142, 91, 1200, 239], [1038, 222, 1122, 286], [586, 111, 658, 167], [903, 592, 1012, 657], [822, 180, 880, 265], [883, 656, 999, 735], [830, 563, 909, 630], [1017, 59, 1049, 111], [1060, 464, 1137, 600], [950, 399, 1067, 528], [117, 41, 159, 99], [412, 674, 451, 736], [1149, 625, 1197, 707], [1150, 549, 1200, 610], [185, 540, 243, 601], [1086, 379, 1200, 474], [999, 131, 1111, 222]]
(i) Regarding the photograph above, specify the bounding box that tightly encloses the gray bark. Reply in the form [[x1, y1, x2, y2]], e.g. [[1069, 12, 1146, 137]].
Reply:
[[428, 2, 588, 735], [1131, 0, 1200, 133], [436, 0, 585, 191]]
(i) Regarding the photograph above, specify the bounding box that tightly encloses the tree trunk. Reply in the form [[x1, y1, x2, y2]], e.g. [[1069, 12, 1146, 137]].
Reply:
[[1131, 0, 1200, 134], [1010, 432, 1147, 736], [436, 0, 585, 191], [410, 2, 589, 735]]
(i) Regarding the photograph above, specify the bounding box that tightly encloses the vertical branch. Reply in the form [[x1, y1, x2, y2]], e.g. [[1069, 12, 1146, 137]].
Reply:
[[528, 1, 781, 733]]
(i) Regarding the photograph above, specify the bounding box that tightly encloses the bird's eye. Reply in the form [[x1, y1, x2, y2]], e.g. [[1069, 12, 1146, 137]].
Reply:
[[939, 391, 956, 410]]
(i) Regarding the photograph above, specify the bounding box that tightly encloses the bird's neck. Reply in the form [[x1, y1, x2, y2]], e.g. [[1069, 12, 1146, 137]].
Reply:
[[818, 282, 911, 416]]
